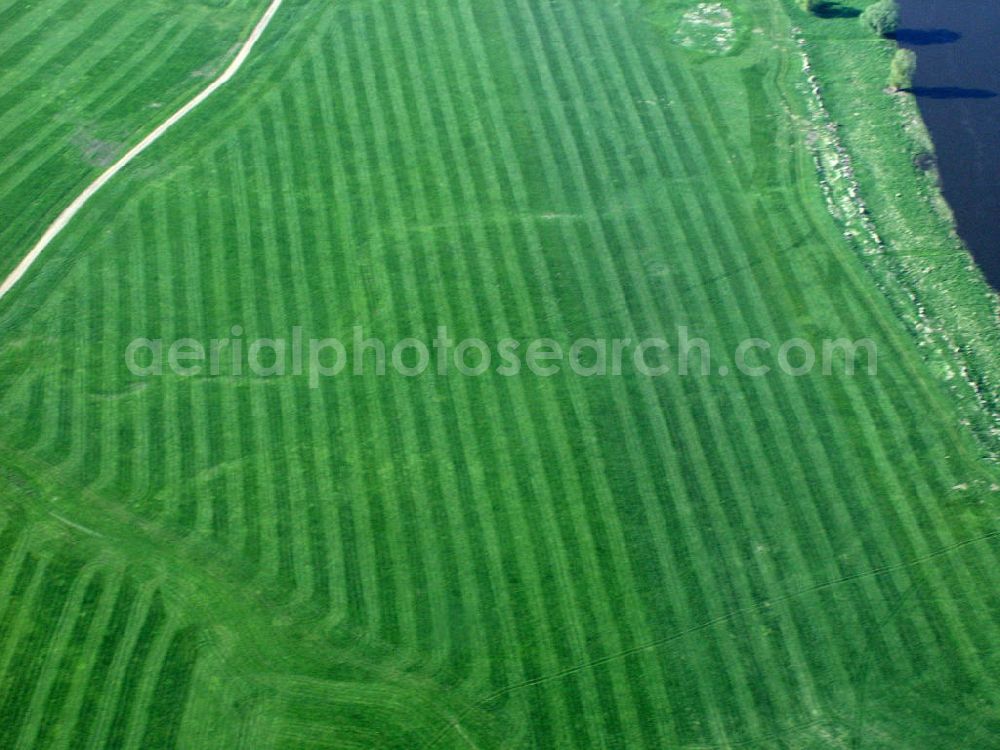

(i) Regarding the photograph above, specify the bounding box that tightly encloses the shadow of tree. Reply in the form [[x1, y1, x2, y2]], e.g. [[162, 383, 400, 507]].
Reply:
[[815, 2, 860, 19], [895, 28, 962, 45], [910, 86, 998, 100]]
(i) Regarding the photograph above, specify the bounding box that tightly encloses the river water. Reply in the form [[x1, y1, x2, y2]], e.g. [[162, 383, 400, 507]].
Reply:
[[898, 0, 1000, 290]]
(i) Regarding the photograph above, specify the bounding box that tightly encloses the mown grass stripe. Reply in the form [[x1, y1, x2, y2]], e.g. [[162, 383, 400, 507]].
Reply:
[[552, 4, 904, 736], [346, 1, 552, 680], [362, 4, 528, 690], [488, 0, 776, 739], [0, 14, 178, 170], [57, 256, 100, 487], [770, 205, 1000, 689], [438, 4, 704, 748], [604, 1, 904, 692], [0, 551, 48, 674], [452, 0, 721, 742], [318, 20, 423, 642], [580, 23, 860, 712], [374, 0, 584, 688], [240, 111, 304, 596], [0, 0, 84, 54], [43, 291, 77, 467], [644, 30, 996, 692], [0, 551, 38, 658], [77, 253, 105, 490], [344, 5, 497, 672], [398, 11, 598, 712], [558, 0, 823, 725], [284, 62, 365, 618], [171, 179, 216, 537], [426, 3, 683, 743], [325, 14, 423, 646], [91, 227, 126, 498], [76, 580, 158, 748], [65, 573, 136, 746], [102, 590, 168, 748], [376, 4, 592, 740], [220, 134, 270, 565], [190, 161, 234, 543], [19, 570, 105, 749], [160, 243, 201, 529], [261, 89, 337, 609], [161, 182, 206, 534], [148, 187, 190, 528], [116, 202, 154, 507], [138, 624, 201, 749], [0, 0, 139, 93], [115, 197, 164, 519], [305, 40, 387, 635], [0, 553, 84, 747], [200, 149, 250, 546], [644, 58, 912, 700]]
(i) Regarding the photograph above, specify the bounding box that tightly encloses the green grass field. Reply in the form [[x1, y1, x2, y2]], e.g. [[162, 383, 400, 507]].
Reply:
[[1, 0, 999, 747]]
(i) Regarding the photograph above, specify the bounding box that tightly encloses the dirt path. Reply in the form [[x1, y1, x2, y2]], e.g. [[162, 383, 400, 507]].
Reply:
[[0, 0, 284, 301]]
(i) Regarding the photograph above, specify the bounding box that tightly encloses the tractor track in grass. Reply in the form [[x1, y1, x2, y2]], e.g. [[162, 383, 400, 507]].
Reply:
[[0, 0, 284, 302]]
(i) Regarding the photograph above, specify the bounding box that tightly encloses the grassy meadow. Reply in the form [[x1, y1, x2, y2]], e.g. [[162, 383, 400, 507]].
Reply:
[[0, 0, 998, 747]]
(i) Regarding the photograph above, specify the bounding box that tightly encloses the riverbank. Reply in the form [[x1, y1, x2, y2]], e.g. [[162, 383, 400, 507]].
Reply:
[[788, 0, 1000, 458]]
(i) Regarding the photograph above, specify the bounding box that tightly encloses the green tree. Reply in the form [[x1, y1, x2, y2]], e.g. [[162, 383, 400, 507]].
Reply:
[[861, 0, 901, 36], [889, 48, 917, 91], [799, 0, 822, 13]]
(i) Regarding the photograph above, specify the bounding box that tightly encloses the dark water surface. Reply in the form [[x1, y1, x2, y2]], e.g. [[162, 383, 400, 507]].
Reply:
[[898, 0, 1000, 290]]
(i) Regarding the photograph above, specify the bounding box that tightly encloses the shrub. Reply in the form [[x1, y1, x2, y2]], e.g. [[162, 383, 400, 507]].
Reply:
[[889, 48, 917, 91], [861, 0, 900, 37]]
